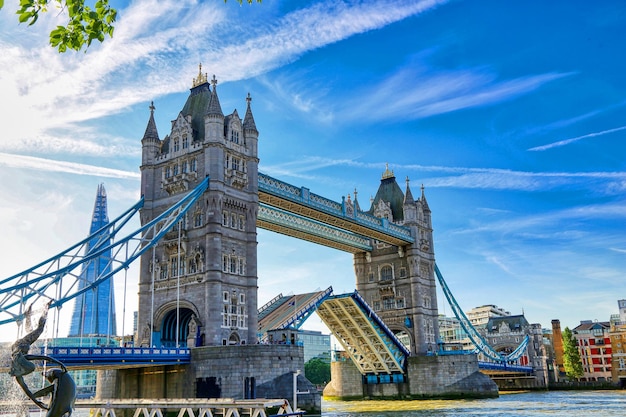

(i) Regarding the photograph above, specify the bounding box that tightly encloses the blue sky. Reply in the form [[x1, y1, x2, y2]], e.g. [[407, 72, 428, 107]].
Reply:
[[0, 0, 624, 342]]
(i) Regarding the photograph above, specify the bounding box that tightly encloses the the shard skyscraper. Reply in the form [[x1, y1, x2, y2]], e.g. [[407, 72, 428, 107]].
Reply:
[[68, 184, 117, 337]]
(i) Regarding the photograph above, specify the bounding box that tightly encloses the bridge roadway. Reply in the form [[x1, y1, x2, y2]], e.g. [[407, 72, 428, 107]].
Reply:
[[316, 291, 410, 378]]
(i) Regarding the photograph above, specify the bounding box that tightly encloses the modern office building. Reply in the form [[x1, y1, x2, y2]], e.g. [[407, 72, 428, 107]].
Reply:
[[68, 184, 117, 338], [298, 329, 331, 363], [438, 315, 465, 351], [60, 184, 117, 398]]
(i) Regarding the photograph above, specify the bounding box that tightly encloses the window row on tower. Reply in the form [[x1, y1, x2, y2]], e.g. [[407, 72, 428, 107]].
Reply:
[[366, 264, 408, 283], [172, 134, 190, 153], [156, 254, 204, 280], [222, 210, 246, 230], [222, 254, 246, 275], [164, 158, 198, 179], [225, 153, 245, 173], [372, 297, 406, 311]]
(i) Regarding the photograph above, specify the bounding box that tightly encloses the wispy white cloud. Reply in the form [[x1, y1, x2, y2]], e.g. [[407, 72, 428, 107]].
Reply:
[[486, 256, 513, 275], [528, 125, 626, 151], [343, 64, 572, 122], [0, 152, 140, 179], [262, 156, 626, 193], [0, 0, 446, 159], [452, 202, 626, 238]]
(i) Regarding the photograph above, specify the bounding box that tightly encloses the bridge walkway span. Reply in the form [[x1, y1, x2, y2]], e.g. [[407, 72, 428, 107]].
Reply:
[[258, 173, 414, 253]]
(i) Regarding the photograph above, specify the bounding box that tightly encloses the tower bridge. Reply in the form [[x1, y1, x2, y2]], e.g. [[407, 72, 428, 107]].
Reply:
[[0, 69, 547, 404]]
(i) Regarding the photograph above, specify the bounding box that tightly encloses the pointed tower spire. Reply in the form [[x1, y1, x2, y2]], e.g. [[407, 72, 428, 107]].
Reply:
[[243, 92, 258, 133], [421, 183, 431, 212], [142, 101, 161, 166], [404, 176, 414, 203], [206, 74, 224, 117], [353, 188, 361, 211], [142, 101, 160, 142]]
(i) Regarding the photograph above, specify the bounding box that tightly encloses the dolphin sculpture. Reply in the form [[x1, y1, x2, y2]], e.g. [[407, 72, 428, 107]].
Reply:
[[32, 367, 77, 417], [10, 303, 48, 378]]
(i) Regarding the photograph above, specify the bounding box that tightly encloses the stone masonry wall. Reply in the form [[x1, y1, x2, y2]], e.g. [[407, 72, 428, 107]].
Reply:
[[323, 359, 364, 399], [407, 355, 498, 398], [191, 344, 305, 398]]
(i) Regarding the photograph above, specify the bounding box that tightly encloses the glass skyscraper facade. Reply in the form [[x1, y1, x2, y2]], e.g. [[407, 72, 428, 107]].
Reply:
[[68, 184, 117, 337]]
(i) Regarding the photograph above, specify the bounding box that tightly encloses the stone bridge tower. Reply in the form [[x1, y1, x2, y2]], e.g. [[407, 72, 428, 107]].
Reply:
[[137, 67, 259, 348], [353, 166, 439, 355]]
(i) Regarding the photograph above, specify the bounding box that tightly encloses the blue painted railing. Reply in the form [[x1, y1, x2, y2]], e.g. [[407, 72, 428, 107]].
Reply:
[[478, 361, 533, 373], [38, 346, 191, 367]]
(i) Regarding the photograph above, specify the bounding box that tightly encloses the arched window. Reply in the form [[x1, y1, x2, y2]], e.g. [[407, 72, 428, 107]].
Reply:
[[380, 265, 393, 281]]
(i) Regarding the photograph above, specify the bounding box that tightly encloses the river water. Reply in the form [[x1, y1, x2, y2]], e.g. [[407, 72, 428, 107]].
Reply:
[[321, 390, 626, 416]]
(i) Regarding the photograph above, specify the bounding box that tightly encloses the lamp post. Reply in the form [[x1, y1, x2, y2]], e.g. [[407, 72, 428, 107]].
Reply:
[[292, 369, 300, 412]]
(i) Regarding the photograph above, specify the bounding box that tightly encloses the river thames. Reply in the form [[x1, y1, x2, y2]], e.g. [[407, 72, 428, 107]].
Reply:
[[321, 390, 626, 416]]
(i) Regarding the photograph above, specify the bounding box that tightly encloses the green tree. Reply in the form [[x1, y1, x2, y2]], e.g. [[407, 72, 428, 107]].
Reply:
[[562, 327, 584, 380], [304, 357, 330, 386], [0, 0, 260, 53]]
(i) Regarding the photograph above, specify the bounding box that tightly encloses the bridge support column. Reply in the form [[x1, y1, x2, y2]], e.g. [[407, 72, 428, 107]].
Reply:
[[323, 360, 364, 400], [406, 355, 497, 399], [95, 370, 119, 399]]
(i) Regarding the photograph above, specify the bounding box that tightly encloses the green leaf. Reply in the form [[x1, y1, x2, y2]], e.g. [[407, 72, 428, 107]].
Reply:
[[18, 11, 32, 23], [0, 0, 5, 10]]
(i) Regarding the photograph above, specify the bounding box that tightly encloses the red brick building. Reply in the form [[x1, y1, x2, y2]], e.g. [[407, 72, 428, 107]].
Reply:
[[572, 320, 612, 381]]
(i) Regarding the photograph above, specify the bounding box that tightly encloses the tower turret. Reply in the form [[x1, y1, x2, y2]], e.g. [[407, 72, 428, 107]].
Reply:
[[204, 74, 225, 142], [243, 93, 259, 158], [402, 176, 417, 223], [141, 101, 160, 165], [420, 183, 432, 227]]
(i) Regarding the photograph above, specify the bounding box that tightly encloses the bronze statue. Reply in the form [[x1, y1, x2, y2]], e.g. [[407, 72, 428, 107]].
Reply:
[[9, 304, 76, 417]]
